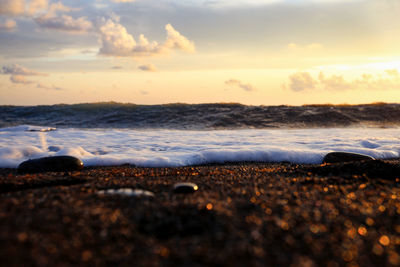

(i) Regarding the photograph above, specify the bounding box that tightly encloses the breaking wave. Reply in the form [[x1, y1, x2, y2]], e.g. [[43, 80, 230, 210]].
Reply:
[[1, 102, 400, 129]]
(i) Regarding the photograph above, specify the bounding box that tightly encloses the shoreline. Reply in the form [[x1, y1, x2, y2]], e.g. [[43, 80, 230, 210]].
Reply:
[[0, 161, 399, 266]]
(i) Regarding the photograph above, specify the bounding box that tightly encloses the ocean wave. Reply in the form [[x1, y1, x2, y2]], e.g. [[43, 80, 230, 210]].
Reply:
[[1, 102, 400, 129]]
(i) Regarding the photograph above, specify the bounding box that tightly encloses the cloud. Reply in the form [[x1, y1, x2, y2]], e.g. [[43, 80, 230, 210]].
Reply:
[[35, 14, 93, 33], [36, 83, 62, 90], [287, 72, 317, 92], [286, 69, 400, 92], [164, 24, 196, 53], [98, 19, 195, 57], [38, 2, 76, 18], [26, 0, 49, 15], [0, 19, 16, 31], [10, 75, 34, 84], [1, 64, 60, 89], [225, 79, 256, 92], [98, 19, 137, 56], [0, 0, 25, 16], [318, 72, 351, 91], [138, 63, 157, 72], [9, 77, 63, 89], [33, 2, 92, 33], [352, 70, 400, 91], [0, 0, 49, 16], [0, 0, 90, 33], [2, 64, 47, 76]]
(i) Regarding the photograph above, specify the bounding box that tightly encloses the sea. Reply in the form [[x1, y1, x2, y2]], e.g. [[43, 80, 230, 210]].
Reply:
[[1, 102, 400, 168]]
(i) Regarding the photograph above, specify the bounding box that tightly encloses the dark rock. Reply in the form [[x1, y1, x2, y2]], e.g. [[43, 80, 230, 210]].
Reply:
[[323, 152, 375, 164], [173, 182, 199, 194], [17, 156, 84, 173]]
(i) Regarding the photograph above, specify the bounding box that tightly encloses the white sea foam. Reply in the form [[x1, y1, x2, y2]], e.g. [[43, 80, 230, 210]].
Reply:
[[0, 126, 399, 168], [0, 125, 56, 132]]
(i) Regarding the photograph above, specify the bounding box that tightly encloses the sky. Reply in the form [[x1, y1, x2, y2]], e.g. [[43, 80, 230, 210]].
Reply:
[[0, 0, 400, 106]]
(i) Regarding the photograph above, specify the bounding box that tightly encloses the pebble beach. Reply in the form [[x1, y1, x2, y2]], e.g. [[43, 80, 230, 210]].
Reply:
[[2, 0, 400, 265], [1, 160, 399, 266]]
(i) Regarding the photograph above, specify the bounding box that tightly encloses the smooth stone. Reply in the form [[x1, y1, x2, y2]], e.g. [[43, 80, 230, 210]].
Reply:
[[98, 188, 155, 197], [17, 156, 84, 173], [173, 182, 199, 194], [323, 152, 375, 164]]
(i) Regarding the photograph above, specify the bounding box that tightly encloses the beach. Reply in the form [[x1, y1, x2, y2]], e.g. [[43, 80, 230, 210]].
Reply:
[[2, 0, 400, 265], [1, 160, 399, 266]]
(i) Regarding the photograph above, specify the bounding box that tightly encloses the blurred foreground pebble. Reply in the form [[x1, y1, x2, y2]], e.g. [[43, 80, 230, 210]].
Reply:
[[173, 182, 199, 194], [98, 188, 155, 198]]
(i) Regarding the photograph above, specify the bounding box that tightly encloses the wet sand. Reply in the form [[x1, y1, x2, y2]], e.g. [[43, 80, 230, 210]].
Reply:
[[0, 160, 399, 266]]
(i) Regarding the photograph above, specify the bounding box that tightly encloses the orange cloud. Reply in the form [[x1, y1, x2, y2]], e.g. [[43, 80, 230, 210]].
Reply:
[[138, 64, 157, 72], [10, 75, 34, 84], [287, 72, 317, 91], [0, 19, 16, 31], [225, 79, 256, 92], [2, 64, 47, 76], [286, 69, 400, 92], [98, 19, 195, 57]]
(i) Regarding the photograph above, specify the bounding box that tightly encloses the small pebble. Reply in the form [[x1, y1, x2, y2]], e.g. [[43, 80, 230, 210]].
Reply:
[[173, 182, 199, 194], [98, 188, 155, 198]]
